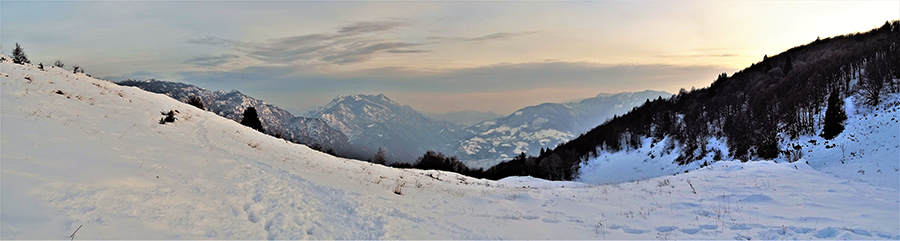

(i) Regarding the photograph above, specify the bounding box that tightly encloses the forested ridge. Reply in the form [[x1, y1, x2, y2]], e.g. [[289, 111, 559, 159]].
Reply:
[[477, 20, 900, 180]]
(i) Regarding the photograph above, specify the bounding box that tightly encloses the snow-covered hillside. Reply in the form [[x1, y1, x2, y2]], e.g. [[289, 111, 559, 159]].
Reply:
[[117, 80, 354, 157], [578, 92, 900, 190], [2, 60, 897, 239]]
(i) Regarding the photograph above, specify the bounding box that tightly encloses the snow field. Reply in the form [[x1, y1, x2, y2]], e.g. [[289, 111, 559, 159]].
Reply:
[[1, 60, 898, 239]]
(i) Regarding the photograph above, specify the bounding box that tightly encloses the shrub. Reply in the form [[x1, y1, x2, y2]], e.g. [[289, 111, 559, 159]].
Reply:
[[372, 147, 387, 165], [186, 96, 205, 110], [54, 60, 64, 68], [159, 110, 177, 124], [12, 43, 29, 65]]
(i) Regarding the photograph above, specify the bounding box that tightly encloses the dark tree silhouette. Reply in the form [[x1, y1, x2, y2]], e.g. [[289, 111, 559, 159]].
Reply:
[[372, 147, 387, 165], [186, 96, 205, 110], [821, 90, 847, 139], [241, 106, 265, 133], [54, 60, 64, 68], [12, 43, 29, 65]]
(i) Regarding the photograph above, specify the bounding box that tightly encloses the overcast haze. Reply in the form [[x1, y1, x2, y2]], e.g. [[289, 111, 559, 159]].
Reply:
[[2, 1, 897, 114]]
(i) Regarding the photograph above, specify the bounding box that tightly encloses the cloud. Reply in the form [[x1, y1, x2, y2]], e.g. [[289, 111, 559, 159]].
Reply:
[[184, 36, 234, 46], [183, 54, 239, 68], [429, 31, 540, 42], [185, 20, 423, 65], [386, 49, 429, 54], [467, 31, 539, 41], [322, 42, 422, 64], [336, 20, 411, 34]]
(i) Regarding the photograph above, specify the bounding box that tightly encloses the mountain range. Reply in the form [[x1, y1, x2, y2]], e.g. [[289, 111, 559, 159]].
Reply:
[[455, 90, 670, 167], [305, 94, 467, 162], [119, 80, 669, 165]]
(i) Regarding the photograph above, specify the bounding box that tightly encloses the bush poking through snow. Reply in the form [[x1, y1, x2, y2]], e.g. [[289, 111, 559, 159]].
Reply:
[[657, 179, 670, 188], [159, 110, 177, 124], [186, 96, 205, 110], [54, 59, 64, 68]]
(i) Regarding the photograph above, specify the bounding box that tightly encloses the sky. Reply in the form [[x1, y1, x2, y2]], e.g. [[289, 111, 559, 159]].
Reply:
[[2, 1, 897, 115]]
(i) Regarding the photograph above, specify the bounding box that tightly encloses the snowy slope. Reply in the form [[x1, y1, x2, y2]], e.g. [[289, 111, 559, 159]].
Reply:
[[578, 92, 900, 190], [117, 80, 354, 157], [1, 60, 897, 239]]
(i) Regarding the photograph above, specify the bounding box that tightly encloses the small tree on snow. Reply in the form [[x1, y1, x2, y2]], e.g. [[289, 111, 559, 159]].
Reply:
[[54, 59, 64, 68], [821, 90, 847, 140], [73, 65, 81, 74], [240, 106, 264, 133], [186, 96, 205, 110], [373, 147, 387, 165], [12, 43, 30, 65]]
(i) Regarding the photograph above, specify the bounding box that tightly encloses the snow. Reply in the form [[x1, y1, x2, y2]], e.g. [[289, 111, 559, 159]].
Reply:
[[2, 60, 898, 239]]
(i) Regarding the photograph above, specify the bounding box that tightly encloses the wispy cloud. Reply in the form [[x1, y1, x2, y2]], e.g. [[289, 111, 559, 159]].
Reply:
[[429, 31, 540, 42], [467, 31, 539, 41], [184, 36, 234, 47], [185, 20, 423, 65], [337, 20, 411, 34], [183, 54, 239, 68]]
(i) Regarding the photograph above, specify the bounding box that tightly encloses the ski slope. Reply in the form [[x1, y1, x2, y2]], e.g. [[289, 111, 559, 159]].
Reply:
[[1, 60, 898, 239]]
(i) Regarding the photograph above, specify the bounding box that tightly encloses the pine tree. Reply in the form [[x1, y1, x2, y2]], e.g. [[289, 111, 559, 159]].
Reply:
[[821, 90, 847, 140], [241, 107, 265, 133], [54, 60, 64, 68], [12, 43, 30, 65]]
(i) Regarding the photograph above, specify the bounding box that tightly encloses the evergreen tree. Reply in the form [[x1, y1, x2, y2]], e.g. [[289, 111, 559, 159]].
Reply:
[[241, 107, 265, 133], [12, 43, 30, 65], [54, 59, 64, 68], [821, 90, 847, 140]]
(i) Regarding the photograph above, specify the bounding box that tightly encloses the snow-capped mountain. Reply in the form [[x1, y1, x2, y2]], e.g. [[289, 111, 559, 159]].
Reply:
[[306, 94, 467, 162], [2, 59, 896, 240], [117, 80, 355, 156], [456, 90, 670, 167]]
